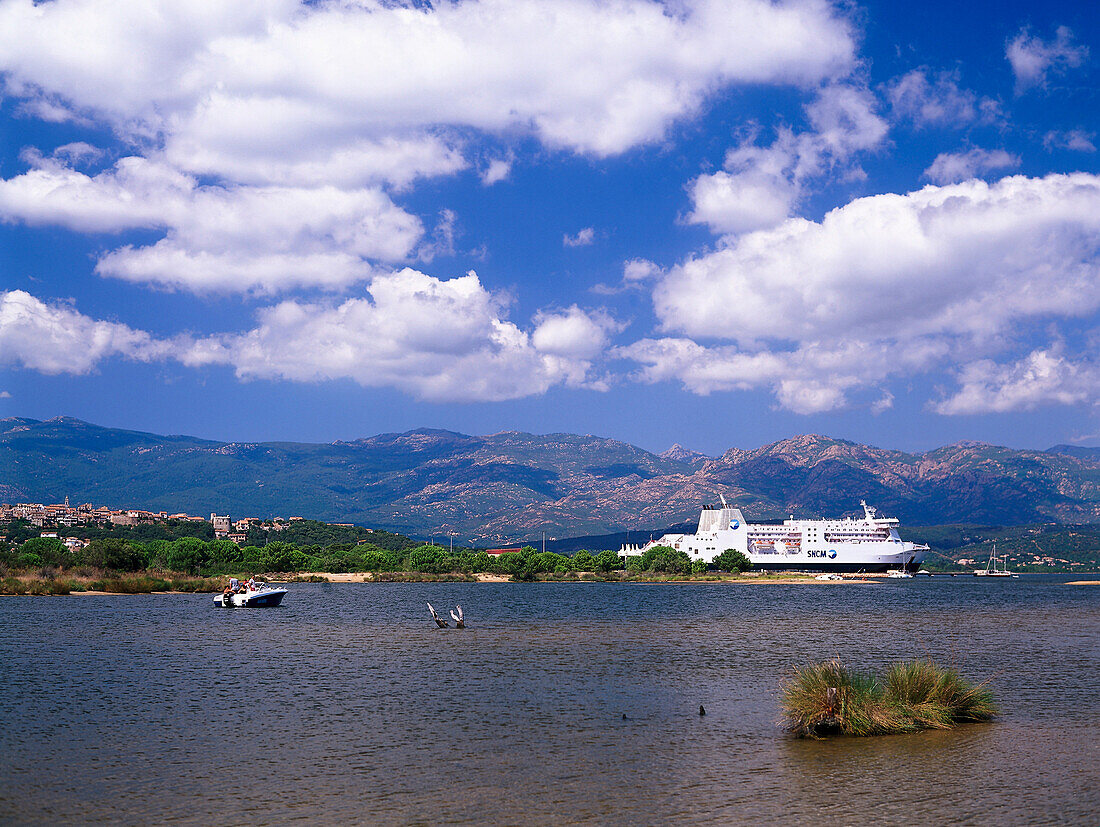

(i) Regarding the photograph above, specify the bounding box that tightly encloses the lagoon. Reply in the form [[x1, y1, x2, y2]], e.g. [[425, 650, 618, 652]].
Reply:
[[1, 576, 1098, 824]]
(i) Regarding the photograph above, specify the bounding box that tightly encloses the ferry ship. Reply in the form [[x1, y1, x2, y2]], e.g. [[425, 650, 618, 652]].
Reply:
[[621, 498, 928, 573]]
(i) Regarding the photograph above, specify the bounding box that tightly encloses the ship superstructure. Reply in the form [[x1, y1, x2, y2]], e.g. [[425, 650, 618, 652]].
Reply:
[[621, 499, 928, 573]]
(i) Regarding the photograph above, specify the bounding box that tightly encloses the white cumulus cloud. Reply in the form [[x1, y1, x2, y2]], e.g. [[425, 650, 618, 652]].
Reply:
[[1006, 25, 1088, 93], [181, 270, 610, 401], [687, 84, 886, 235], [922, 148, 1020, 185], [885, 68, 1000, 127], [0, 0, 860, 295], [627, 173, 1100, 413], [0, 0, 856, 165], [480, 157, 513, 187], [1044, 129, 1097, 153], [0, 154, 422, 293], [563, 227, 596, 248], [616, 337, 945, 414], [935, 346, 1100, 415], [0, 290, 168, 374]]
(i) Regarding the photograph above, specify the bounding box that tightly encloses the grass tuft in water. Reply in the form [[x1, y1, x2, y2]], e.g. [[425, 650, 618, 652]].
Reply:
[[781, 658, 998, 738]]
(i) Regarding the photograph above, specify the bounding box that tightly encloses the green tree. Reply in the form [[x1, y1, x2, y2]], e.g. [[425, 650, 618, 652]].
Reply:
[[691, 559, 707, 574], [640, 545, 692, 574], [238, 545, 268, 572], [166, 537, 211, 574], [712, 549, 752, 572], [20, 537, 68, 567], [15, 552, 43, 568], [319, 547, 359, 573], [83, 538, 146, 571], [144, 539, 171, 570], [406, 545, 454, 573], [358, 548, 399, 571], [205, 539, 241, 573], [5, 520, 43, 545], [467, 551, 491, 572], [532, 551, 570, 573], [573, 550, 595, 570], [490, 551, 523, 575], [594, 550, 622, 572], [262, 542, 310, 572]]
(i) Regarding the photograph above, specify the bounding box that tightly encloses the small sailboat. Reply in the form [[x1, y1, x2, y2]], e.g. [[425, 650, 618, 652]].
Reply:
[[973, 544, 1018, 578], [886, 557, 913, 578]]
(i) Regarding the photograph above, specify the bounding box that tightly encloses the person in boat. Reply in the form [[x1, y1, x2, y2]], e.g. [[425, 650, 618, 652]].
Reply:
[[246, 577, 257, 591], [228, 577, 240, 593]]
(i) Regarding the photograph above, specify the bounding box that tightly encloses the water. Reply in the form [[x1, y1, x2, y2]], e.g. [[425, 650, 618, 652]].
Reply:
[[2, 576, 1098, 825]]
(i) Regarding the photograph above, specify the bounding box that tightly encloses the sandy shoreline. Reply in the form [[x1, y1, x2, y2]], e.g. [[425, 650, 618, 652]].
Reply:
[[13, 573, 873, 594], [22, 572, 1099, 595], [292, 572, 509, 583], [300, 571, 875, 585]]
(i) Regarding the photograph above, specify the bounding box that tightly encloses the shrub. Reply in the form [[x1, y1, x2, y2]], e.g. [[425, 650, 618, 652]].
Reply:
[[712, 549, 752, 572]]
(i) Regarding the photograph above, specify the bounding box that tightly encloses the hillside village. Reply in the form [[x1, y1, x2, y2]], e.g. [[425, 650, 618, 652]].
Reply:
[[1, 498, 366, 546]]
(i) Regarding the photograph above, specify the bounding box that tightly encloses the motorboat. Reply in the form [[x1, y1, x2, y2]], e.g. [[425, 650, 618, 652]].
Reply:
[[214, 580, 288, 607], [886, 568, 913, 579], [815, 573, 843, 581]]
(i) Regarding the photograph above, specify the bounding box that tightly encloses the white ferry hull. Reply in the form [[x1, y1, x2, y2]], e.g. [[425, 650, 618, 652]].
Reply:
[[750, 557, 921, 574]]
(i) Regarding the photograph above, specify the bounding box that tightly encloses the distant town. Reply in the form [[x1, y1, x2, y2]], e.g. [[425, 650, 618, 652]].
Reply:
[[3, 497, 1097, 572], [1, 498, 371, 547]]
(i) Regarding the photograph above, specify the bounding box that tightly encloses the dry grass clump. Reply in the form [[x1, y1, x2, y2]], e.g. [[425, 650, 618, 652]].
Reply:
[[0, 572, 222, 595], [781, 658, 997, 738], [1, 576, 71, 595]]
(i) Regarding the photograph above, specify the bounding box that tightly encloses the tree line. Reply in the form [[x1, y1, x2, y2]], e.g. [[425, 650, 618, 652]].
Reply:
[[4, 536, 752, 576]]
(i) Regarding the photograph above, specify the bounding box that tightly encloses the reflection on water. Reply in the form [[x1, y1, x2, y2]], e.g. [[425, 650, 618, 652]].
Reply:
[[1, 577, 1098, 824]]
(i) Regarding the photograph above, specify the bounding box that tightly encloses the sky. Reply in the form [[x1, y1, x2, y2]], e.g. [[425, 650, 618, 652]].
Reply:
[[0, 0, 1097, 457]]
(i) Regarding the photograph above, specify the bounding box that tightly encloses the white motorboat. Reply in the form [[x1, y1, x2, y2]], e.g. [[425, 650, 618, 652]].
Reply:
[[815, 573, 843, 581], [214, 580, 288, 607], [886, 569, 913, 579]]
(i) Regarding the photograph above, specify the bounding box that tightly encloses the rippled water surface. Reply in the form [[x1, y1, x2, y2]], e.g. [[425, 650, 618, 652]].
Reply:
[[2, 577, 1098, 825]]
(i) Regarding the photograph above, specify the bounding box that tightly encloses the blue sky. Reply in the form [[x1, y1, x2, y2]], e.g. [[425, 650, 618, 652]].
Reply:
[[0, 0, 1097, 456]]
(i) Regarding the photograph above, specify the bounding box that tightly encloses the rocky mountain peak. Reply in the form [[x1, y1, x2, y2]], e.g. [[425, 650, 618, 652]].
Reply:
[[659, 443, 709, 464]]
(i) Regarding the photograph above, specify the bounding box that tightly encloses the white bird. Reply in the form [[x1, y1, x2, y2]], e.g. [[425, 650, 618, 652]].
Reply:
[[450, 605, 465, 628], [427, 602, 449, 628]]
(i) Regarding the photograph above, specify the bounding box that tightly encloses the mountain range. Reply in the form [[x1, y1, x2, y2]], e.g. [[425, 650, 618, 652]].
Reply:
[[3, 417, 1099, 543]]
